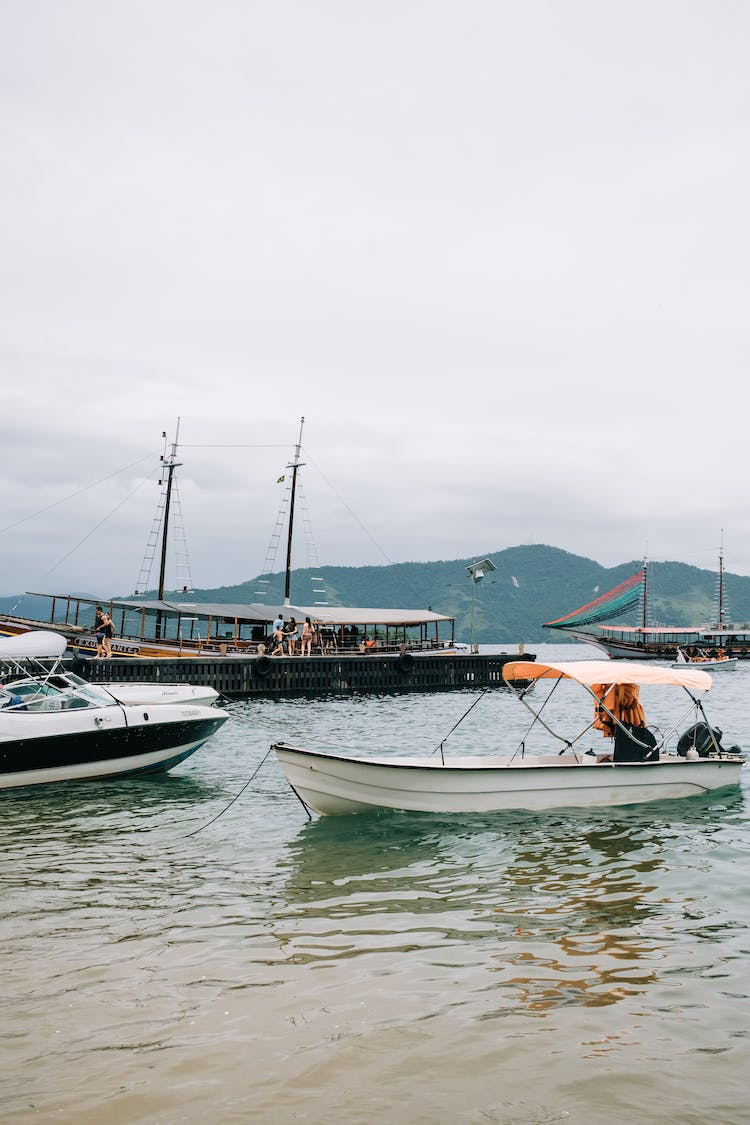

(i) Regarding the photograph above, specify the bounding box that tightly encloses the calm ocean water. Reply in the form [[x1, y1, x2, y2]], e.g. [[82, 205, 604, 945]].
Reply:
[[2, 643, 749, 1125]]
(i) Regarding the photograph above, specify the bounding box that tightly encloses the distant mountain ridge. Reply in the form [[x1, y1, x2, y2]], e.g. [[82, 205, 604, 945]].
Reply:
[[1, 545, 742, 643]]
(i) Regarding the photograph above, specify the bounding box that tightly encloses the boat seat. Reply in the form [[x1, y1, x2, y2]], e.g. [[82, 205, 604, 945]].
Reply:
[[0, 693, 24, 709], [614, 722, 659, 763]]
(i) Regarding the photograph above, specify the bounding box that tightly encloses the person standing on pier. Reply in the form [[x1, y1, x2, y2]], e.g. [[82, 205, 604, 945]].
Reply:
[[94, 607, 105, 658], [284, 617, 299, 655], [99, 612, 114, 659], [271, 622, 285, 655]]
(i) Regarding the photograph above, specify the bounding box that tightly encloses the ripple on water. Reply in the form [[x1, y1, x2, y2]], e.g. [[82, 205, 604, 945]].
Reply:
[[1, 675, 750, 1123]]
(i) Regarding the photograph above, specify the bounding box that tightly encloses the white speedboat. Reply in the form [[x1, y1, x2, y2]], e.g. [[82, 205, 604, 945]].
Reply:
[[0, 632, 229, 790], [90, 682, 221, 707], [273, 659, 744, 816], [671, 648, 737, 672]]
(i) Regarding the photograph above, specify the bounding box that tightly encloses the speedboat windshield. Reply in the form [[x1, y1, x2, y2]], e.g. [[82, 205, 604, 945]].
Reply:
[[0, 675, 116, 712]]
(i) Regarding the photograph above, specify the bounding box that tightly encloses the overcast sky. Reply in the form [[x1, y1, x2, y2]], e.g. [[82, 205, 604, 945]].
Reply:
[[1, 1, 748, 600]]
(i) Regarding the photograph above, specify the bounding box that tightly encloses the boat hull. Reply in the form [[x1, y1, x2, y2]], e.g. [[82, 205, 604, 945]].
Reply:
[[273, 745, 743, 816], [671, 658, 737, 671], [0, 706, 228, 789], [564, 627, 750, 662], [101, 683, 221, 707]]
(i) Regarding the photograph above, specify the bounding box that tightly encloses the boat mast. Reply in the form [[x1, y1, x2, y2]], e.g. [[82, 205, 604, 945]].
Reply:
[[155, 421, 182, 638], [158, 421, 182, 600], [283, 416, 305, 608], [717, 532, 725, 628]]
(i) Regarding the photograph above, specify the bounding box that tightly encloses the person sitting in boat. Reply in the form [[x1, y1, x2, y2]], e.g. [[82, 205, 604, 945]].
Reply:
[[592, 682, 650, 761], [0, 688, 25, 709]]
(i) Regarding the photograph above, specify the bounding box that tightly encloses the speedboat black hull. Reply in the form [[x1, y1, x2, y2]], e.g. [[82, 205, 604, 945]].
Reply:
[[0, 711, 227, 789]]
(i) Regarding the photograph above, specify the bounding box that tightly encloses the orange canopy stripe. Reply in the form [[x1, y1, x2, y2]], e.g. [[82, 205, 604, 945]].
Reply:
[[502, 660, 713, 692]]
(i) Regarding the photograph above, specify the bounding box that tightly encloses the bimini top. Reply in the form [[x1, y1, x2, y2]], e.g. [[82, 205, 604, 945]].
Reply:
[[502, 659, 713, 692], [0, 630, 67, 660]]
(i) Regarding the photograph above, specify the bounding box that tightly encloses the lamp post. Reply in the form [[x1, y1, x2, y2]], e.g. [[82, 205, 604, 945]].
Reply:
[[465, 558, 496, 649]]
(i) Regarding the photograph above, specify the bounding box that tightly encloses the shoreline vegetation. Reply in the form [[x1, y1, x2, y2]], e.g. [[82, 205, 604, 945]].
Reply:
[[1, 544, 744, 645]]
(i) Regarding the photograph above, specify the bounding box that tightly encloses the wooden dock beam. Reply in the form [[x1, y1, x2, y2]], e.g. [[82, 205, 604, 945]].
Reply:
[[69, 651, 532, 697]]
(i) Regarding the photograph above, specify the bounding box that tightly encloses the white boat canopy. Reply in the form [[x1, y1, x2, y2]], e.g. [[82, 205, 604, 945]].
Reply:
[[503, 659, 713, 692], [0, 630, 68, 660]]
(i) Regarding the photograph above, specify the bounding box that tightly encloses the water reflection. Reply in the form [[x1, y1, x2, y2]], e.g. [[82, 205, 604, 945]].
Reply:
[[0, 684, 748, 1123], [0, 774, 233, 849], [274, 796, 744, 1017]]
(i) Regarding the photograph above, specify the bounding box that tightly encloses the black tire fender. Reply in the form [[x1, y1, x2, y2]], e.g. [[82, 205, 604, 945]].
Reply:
[[255, 655, 272, 677], [398, 651, 415, 674]]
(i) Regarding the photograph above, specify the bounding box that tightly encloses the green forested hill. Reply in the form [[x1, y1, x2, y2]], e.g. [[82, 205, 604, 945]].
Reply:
[[149, 545, 748, 644], [2, 545, 743, 643]]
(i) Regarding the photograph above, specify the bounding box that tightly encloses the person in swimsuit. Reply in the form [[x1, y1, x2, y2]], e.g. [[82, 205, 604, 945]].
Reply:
[[94, 606, 105, 658], [100, 612, 114, 659]]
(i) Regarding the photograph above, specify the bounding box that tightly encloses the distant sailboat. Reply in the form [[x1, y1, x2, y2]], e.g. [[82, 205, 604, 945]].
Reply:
[[544, 549, 750, 661]]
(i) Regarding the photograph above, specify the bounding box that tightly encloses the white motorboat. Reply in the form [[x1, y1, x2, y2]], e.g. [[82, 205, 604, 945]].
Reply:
[[0, 632, 229, 790], [93, 682, 221, 707], [671, 648, 737, 672], [273, 659, 744, 816]]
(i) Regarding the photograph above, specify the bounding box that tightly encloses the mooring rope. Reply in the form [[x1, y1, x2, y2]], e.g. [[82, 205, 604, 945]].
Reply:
[[183, 746, 273, 837]]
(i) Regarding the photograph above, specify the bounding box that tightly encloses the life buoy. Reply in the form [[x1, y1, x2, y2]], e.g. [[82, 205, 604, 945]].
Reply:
[[398, 651, 415, 674], [71, 653, 91, 679], [254, 655, 271, 677]]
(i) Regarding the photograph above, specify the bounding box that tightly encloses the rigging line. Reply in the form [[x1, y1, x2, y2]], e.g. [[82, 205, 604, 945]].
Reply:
[[180, 443, 289, 449], [431, 689, 489, 759], [302, 445, 437, 608], [183, 747, 273, 837], [0, 451, 160, 536], [301, 448, 398, 566], [36, 465, 161, 581]]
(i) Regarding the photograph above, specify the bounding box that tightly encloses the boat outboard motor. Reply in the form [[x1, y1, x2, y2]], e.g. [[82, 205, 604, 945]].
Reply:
[[677, 723, 723, 758]]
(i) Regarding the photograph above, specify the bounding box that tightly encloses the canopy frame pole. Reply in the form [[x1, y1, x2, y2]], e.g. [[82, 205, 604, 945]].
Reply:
[[690, 691, 724, 755], [507, 678, 582, 756]]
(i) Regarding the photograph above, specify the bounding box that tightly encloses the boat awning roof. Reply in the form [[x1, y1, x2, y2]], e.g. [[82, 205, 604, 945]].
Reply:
[[0, 630, 68, 660], [503, 659, 713, 691], [28, 593, 452, 627]]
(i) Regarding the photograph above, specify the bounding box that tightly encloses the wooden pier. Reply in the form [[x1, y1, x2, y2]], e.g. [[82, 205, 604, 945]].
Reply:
[[69, 650, 533, 697]]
